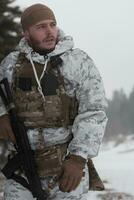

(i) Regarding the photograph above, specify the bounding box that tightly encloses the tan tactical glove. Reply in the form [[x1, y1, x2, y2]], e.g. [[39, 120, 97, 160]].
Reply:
[[59, 154, 86, 192], [0, 114, 15, 143]]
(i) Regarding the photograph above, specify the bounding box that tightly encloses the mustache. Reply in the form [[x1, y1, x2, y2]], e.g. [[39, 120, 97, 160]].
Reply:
[[43, 35, 56, 42]]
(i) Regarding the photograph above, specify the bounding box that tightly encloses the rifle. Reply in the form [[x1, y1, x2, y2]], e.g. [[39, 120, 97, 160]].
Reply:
[[0, 78, 48, 200]]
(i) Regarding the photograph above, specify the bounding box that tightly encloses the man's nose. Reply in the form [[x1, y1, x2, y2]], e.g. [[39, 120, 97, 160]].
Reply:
[[46, 25, 52, 34]]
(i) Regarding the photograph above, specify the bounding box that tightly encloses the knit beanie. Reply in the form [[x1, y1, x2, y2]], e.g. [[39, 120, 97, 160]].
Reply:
[[21, 4, 56, 31]]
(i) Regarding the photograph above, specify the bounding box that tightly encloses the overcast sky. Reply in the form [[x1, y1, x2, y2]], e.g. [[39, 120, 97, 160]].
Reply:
[[14, 0, 134, 99]]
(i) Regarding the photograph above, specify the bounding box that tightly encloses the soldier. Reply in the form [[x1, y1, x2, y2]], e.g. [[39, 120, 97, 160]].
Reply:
[[0, 4, 108, 200]]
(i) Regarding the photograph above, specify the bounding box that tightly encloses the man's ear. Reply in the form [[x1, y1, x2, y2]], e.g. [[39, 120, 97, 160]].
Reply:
[[23, 30, 30, 40]]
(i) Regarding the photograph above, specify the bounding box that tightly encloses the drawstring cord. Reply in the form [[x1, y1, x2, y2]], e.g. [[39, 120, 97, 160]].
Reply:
[[27, 53, 49, 101]]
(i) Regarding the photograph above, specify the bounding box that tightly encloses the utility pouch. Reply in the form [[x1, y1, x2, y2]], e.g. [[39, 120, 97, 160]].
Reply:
[[35, 143, 68, 178]]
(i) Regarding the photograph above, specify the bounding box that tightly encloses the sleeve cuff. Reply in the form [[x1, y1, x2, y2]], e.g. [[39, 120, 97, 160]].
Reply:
[[68, 150, 88, 161]]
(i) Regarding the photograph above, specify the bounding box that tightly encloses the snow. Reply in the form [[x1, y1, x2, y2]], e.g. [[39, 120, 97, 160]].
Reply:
[[87, 135, 134, 199], [0, 135, 134, 199]]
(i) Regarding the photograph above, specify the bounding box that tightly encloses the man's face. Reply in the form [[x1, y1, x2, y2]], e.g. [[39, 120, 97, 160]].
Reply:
[[24, 19, 58, 53]]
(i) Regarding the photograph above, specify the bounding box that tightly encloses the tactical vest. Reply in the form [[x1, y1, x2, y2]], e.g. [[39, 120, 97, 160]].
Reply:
[[12, 53, 78, 129]]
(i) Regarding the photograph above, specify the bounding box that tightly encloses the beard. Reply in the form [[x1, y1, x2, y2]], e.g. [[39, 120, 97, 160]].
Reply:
[[28, 35, 57, 55]]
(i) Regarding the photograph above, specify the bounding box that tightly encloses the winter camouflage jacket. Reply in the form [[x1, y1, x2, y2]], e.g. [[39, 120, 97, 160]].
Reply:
[[0, 29, 108, 159]]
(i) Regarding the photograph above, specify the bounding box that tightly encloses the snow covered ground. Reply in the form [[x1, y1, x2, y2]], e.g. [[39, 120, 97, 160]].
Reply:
[[0, 135, 134, 200], [87, 135, 134, 200]]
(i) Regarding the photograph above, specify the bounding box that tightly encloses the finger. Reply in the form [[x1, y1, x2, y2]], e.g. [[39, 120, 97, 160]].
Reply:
[[59, 171, 65, 185], [65, 176, 75, 192], [59, 174, 69, 192], [69, 177, 79, 192], [72, 176, 82, 190]]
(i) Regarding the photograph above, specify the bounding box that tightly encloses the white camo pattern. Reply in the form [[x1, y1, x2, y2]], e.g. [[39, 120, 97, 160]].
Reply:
[[0, 29, 108, 199]]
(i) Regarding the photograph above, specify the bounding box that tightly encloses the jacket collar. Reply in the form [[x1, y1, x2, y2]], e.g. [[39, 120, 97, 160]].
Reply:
[[16, 29, 74, 64]]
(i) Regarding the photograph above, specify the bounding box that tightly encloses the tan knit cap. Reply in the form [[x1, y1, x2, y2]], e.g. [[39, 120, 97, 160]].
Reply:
[[21, 4, 56, 31]]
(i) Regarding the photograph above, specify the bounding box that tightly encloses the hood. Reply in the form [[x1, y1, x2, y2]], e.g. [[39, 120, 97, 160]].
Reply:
[[16, 29, 74, 64]]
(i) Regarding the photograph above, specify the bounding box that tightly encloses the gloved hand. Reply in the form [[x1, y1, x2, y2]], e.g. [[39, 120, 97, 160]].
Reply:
[[59, 154, 86, 192], [0, 114, 15, 143]]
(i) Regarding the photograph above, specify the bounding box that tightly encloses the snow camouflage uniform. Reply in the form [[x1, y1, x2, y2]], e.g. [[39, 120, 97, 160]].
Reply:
[[0, 29, 108, 200]]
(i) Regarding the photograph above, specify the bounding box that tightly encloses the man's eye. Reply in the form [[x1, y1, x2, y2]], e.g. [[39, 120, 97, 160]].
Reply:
[[36, 26, 42, 30], [51, 22, 56, 27], [37, 25, 45, 29]]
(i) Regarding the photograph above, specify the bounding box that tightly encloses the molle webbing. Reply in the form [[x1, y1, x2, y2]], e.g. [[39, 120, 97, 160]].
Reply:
[[12, 53, 78, 128]]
